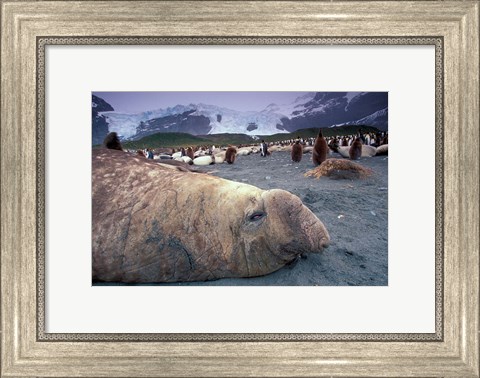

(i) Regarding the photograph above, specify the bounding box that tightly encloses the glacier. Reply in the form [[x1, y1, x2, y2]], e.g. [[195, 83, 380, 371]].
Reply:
[[94, 91, 387, 139]]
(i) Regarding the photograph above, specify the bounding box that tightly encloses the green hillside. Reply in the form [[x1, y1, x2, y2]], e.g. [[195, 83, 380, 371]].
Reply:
[[122, 132, 258, 149], [116, 125, 381, 150], [122, 132, 211, 149], [196, 133, 256, 146]]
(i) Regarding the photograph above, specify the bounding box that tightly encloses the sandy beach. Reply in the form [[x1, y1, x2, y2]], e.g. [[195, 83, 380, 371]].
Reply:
[[127, 149, 388, 286]]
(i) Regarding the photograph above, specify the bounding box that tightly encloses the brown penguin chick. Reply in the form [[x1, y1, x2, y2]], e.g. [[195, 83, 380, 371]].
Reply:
[[341, 137, 349, 147], [186, 147, 194, 160], [225, 146, 237, 164], [291, 141, 303, 162], [312, 130, 328, 166], [103, 132, 123, 151], [349, 137, 362, 160]]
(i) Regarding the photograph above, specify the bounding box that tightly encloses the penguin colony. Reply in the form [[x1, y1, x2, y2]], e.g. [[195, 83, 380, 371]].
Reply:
[[113, 129, 388, 169]]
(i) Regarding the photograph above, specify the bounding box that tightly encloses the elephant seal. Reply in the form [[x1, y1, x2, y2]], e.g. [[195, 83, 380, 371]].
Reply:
[[291, 141, 303, 162], [155, 159, 202, 172], [174, 156, 193, 164], [312, 130, 328, 166], [337, 145, 375, 159], [215, 151, 226, 164], [92, 149, 330, 283], [181, 156, 193, 164], [376, 144, 388, 155], [361, 145, 377, 157], [193, 155, 215, 166], [225, 147, 237, 164], [237, 149, 250, 156], [268, 145, 280, 153], [349, 138, 362, 160]]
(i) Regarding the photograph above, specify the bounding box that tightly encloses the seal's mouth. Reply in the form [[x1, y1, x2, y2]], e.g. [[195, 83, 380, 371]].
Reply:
[[261, 188, 330, 259]]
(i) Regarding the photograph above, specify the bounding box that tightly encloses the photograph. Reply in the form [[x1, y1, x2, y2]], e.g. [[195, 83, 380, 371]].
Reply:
[[92, 91, 389, 286]]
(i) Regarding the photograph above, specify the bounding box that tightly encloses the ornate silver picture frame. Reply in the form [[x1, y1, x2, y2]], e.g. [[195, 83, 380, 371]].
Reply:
[[1, 1, 478, 376]]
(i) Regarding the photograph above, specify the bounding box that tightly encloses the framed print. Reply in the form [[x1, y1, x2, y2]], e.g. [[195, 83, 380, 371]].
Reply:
[[45, 44, 433, 336], [1, 1, 478, 377]]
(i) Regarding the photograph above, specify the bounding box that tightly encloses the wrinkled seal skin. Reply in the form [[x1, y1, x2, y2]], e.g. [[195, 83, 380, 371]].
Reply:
[[92, 149, 330, 283]]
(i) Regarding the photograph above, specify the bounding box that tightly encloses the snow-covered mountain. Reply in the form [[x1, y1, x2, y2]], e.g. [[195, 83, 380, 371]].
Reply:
[[92, 95, 114, 145], [193, 103, 286, 136], [99, 104, 193, 139], [100, 103, 290, 140], [339, 107, 388, 129], [274, 92, 388, 132], [92, 92, 388, 143]]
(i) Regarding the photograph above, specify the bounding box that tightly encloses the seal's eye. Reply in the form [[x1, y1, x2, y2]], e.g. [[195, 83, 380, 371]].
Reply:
[[249, 211, 266, 222]]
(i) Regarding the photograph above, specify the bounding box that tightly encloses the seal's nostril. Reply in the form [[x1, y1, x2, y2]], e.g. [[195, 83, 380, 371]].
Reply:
[[320, 239, 330, 249]]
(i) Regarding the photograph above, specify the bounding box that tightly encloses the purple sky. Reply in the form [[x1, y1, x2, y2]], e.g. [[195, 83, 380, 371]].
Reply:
[[92, 91, 309, 113]]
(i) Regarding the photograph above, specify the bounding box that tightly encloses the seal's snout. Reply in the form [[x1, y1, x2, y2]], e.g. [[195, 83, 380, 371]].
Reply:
[[317, 240, 330, 254], [311, 225, 330, 253], [263, 189, 330, 256], [320, 238, 330, 249]]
